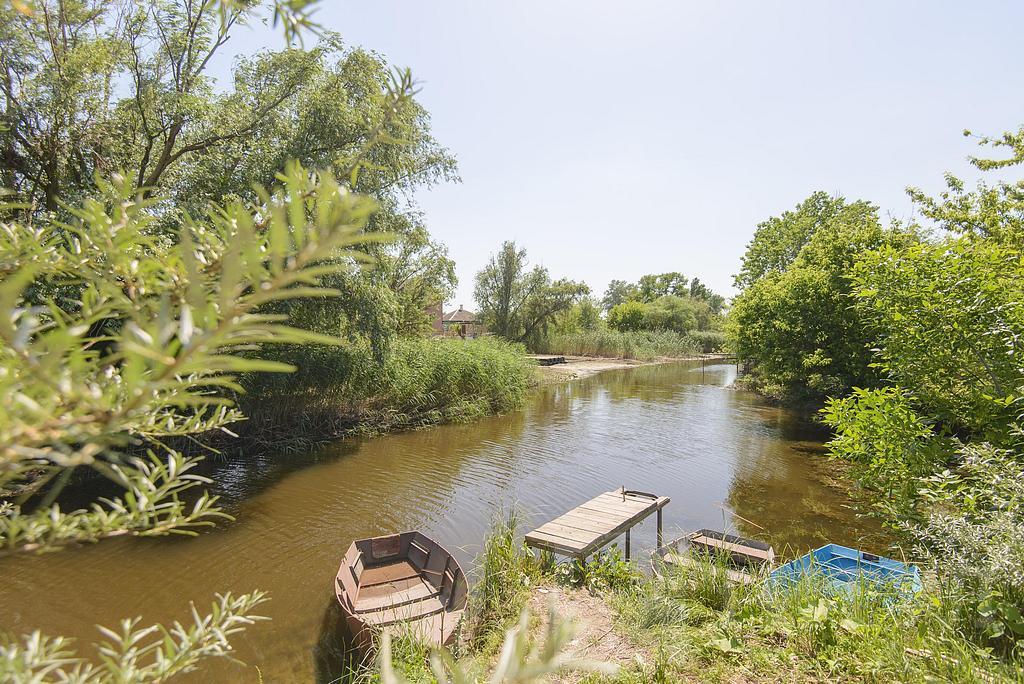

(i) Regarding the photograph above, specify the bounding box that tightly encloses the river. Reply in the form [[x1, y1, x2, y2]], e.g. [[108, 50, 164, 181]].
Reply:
[[0, 360, 888, 681]]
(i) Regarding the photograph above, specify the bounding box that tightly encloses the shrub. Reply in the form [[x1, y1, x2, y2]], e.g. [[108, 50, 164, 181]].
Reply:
[[238, 337, 534, 442], [688, 330, 727, 353], [607, 301, 648, 331]]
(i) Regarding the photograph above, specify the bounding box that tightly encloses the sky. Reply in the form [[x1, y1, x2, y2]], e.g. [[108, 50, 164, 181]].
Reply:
[[209, 1, 1024, 310]]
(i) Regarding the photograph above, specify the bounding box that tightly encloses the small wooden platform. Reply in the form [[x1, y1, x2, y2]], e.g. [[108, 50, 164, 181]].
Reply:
[[525, 488, 670, 559]]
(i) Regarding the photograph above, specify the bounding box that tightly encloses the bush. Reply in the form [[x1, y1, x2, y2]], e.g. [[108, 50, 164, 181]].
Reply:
[[607, 301, 648, 331], [238, 337, 534, 442], [688, 330, 727, 353]]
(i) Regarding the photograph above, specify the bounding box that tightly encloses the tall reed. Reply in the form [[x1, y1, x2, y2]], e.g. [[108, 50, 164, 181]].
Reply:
[[537, 330, 702, 360]]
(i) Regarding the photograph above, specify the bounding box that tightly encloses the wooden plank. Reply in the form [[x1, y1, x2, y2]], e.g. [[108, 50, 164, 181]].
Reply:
[[585, 495, 651, 513], [526, 527, 591, 549], [553, 508, 627, 527], [548, 513, 619, 534], [534, 522, 602, 544], [356, 579, 438, 612], [524, 530, 588, 554], [594, 491, 655, 508], [361, 561, 420, 587], [525, 490, 671, 559], [575, 500, 646, 517], [532, 522, 595, 543], [558, 501, 631, 520], [692, 535, 773, 562]]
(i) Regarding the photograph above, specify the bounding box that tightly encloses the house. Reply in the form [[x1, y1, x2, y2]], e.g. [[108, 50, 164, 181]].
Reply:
[[424, 301, 444, 335], [442, 305, 486, 338]]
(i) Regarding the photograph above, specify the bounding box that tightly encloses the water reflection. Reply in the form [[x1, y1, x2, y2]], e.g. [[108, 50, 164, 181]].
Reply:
[[0, 360, 888, 682]]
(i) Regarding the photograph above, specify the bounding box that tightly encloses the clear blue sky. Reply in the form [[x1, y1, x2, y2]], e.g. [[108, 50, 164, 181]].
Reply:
[[211, 1, 1024, 309]]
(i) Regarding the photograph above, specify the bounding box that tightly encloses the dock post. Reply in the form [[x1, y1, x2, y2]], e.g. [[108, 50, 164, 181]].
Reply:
[[624, 530, 631, 560], [657, 508, 663, 548]]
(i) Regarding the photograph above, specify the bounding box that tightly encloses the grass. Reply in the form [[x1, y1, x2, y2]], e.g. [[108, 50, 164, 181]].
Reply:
[[345, 530, 1024, 683], [464, 510, 542, 652], [235, 337, 536, 448], [537, 329, 703, 361], [601, 552, 1024, 683]]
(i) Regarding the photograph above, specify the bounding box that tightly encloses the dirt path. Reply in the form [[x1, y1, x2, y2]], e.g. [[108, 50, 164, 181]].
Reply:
[[526, 583, 653, 682]]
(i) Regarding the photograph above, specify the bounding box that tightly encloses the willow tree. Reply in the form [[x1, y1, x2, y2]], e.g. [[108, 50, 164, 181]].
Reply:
[[0, 1, 411, 679], [473, 241, 588, 347]]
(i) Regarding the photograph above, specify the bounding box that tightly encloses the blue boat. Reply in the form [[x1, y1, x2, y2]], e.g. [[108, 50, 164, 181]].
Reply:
[[769, 544, 922, 596]]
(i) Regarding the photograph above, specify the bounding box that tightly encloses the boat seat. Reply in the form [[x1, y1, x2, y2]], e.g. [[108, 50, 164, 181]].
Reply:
[[355, 577, 440, 612], [359, 596, 445, 626], [360, 561, 422, 588]]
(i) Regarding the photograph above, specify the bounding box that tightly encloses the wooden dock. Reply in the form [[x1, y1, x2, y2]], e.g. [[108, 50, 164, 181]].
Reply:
[[525, 488, 670, 560]]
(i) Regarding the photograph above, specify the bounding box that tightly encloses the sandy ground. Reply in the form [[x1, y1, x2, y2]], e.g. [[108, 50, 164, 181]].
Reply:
[[531, 355, 678, 384], [527, 583, 655, 682]]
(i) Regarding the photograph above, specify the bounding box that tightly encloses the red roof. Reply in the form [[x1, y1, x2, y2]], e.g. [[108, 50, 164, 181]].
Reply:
[[443, 306, 478, 323]]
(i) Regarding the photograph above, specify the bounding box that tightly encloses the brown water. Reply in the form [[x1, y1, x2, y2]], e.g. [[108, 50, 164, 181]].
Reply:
[[0, 360, 888, 681]]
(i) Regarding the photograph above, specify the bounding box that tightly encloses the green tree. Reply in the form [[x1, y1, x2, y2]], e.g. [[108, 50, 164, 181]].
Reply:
[[607, 300, 647, 332], [635, 272, 688, 302], [474, 241, 588, 345], [733, 192, 878, 289], [823, 127, 1024, 655], [0, 6, 457, 338], [727, 193, 900, 403], [851, 237, 1024, 443], [0, 161, 377, 677], [642, 295, 698, 334], [601, 278, 637, 311], [689, 277, 726, 314], [0, 0, 313, 211], [576, 297, 602, 331]]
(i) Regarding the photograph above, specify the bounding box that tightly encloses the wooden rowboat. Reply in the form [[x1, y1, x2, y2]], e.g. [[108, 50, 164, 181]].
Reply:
[[335, 531, 468, 650], [652, 529, 775, 584]]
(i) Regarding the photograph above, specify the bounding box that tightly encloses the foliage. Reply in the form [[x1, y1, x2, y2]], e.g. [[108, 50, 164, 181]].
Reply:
[[608, 556, 1019, 683], [0, 4, 457, 336], [1, 0, 301, 210], [850, 236, 1024, 444], [473, 241, 588, 346], [733, 191, 879, 289], [0, 160, 382, 546], [821, 388, 951, 513], [235, 337, 534, 447], [550, 297, 602, 336], [377, 607, 616, 684], [688, 278, 726, 314], [688, 330, 727, 354], [554, 546, 641, 593], [537, 329, 700, 361], [606, 300, 646, 332], [909, 444, 1024, 655], [0, 155, 377, 672], [465, 511, 541, 651], [635, 272, 689, 302], [601, 279, 638, 312], [823, 125, 1024, 660], [602, 274, 724, 336], [727, 193, 901, 404], [642, 296, 699, 335], [0, 592, 267, 683]]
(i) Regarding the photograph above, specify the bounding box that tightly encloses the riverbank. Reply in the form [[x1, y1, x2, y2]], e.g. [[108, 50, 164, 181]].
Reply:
[[533, 353, 728, 384], [380, 522, 1020, 684]]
